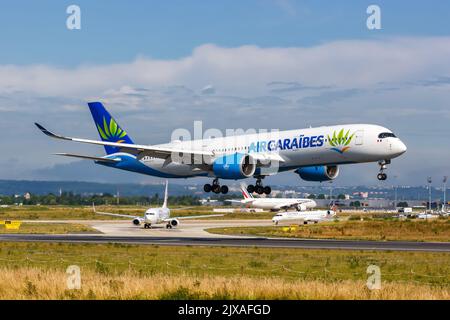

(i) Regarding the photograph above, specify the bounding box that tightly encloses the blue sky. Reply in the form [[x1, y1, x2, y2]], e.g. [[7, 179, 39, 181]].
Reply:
[[1, 1, 450, 65], [0, 1, 449, 186]]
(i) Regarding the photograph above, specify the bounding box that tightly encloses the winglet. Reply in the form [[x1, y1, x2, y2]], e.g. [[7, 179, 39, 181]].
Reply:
[[34, 123, 70, 141], [92, 203, 96, 213]]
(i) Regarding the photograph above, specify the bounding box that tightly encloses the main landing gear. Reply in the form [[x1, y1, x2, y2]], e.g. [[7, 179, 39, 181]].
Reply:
[[204, 178, 229, 194], [377, 160, 390, 181], [143, 223, 152, 229], [247, 178, 272, 195]]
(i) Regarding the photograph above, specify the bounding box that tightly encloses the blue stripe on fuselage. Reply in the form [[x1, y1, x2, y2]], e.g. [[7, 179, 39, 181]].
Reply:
[[95, 153, 205, 179]]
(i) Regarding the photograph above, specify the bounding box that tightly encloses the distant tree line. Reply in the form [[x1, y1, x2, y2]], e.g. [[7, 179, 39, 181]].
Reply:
[[0, 192, 200, 206], [307, 194, 347, 200]]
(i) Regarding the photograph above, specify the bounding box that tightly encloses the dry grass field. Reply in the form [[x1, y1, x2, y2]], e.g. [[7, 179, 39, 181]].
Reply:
[[0, 242, 448, 299], [0, 222, 99, 234], [208, 218, 450, 242], [0, 267, 448, 300]]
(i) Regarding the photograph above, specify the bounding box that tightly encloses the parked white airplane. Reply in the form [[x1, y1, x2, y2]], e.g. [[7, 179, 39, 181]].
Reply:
[[36, 102, 407, 195], [272, 210, 336, 225], [416, 213, 439, 220], [228, 183, 316, 211], [93, 181, 223, 229]]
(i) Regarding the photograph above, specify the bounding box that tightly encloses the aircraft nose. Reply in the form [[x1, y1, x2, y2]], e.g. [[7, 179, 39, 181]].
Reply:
[[398, 140, 407, 154], [392, 139, 407, 156]]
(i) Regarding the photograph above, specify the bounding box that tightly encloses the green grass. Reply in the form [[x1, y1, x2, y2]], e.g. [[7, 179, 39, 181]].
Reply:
[[0, 223, 100, 234], [0, 242, 449, 286], [0, 205, 220, 220], [207, 218, 450, 242], [0, 205, 275, 220]]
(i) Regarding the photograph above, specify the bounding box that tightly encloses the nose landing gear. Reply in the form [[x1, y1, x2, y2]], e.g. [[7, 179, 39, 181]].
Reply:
[[247, 178, 272, 195], [377, 160, 390, 181], [204, 178, 229, 194]]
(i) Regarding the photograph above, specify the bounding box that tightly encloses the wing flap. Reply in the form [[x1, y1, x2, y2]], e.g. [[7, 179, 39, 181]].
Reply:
[[54, 153, 120, 163]]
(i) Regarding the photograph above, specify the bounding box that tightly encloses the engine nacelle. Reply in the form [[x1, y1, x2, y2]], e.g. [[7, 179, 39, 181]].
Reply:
[[295, 165, 339, 182], [170, 219, 179, 227], [212, 153, 256, 180], [132, 218, 141, 226]]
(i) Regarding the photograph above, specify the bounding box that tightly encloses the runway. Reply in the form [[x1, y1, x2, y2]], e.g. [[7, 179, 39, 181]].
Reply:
[[1, 233, 450, 252], [2, 219, 449, 252]]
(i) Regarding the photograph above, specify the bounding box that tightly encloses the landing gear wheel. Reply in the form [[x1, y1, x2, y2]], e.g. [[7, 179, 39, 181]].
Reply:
[[220, 185, 229, 194], [255, 185, 264, 195], [212, 184, 221, 194], [203, 184, 212, 193], [166, 224, 171, 229], [377, 160, 390, 181], [263, 186, 272, 195], [247, 185, 255, 193]]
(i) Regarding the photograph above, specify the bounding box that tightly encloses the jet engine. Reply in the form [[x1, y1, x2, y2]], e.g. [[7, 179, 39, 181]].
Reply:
[[132, 218, 141, 226], [212, 153, 256, 179], [295, 165, 339, 182]]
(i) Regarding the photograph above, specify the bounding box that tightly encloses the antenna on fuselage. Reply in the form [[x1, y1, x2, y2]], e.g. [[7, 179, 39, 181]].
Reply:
[[162, 180, 169, 208]]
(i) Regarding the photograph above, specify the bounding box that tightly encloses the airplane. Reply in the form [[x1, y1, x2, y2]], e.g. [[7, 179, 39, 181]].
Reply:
[[92, 180, 223, 229], [416, 213, 439, 220], [35, 102, 407, 195], [272, 210, 336, 225], [227, 183, 316, 211]]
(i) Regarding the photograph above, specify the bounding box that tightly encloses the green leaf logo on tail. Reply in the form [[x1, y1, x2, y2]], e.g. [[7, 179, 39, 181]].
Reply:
[[327, 129, 355, 154], [96, 117, 128, 143]]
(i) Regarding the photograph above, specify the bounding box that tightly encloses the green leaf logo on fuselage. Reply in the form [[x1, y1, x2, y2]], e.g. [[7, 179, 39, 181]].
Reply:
[[327, 129, 355, 154]]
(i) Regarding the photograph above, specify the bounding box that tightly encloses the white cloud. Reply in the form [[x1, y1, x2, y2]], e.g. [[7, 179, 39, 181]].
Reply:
[[1, 37, 450, 99], [1, 37, 450, 184]]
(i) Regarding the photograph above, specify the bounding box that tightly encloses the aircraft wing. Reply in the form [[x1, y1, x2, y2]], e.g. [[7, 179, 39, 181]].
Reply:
[[272, 201, 301, 210], [224, 199, 247, 204], [170, 207, 196, 211], [166, 214, 225, 221], [92, 204, 138, 219], [272, 199, 314, 210], [35, 123, 214, 161], [54, 153, 120, 163]]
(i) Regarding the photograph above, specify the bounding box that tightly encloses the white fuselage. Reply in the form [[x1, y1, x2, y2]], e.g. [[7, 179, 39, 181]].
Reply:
[[241, 198, 316, 211], [134, 124, 407, 178], [272, 210, 335, 224], [142, 207, 170, 225]]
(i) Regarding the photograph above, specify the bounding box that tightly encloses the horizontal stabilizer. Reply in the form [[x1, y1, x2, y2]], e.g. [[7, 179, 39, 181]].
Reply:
[[54, 153, 120, 163]]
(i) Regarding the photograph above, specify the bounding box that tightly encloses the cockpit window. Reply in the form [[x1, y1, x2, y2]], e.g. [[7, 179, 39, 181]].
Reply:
[[378, 132, 396, 139]]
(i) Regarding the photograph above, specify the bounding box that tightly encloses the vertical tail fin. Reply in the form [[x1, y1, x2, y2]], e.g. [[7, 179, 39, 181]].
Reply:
[[240, 183, 253, 199], [162, 180, 169, 208], [87, 102, 134, 155]]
